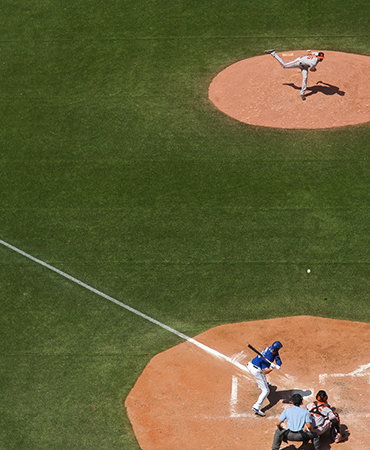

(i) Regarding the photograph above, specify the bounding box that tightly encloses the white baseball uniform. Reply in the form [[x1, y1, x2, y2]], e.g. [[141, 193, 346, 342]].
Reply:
[[247, 361, 270, 410], [270, 51, 321, 96]]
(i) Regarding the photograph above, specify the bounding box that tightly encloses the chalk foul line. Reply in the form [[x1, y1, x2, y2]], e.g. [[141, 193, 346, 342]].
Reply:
[[319, 363, 370, 384], [0, 239, 249, 375]]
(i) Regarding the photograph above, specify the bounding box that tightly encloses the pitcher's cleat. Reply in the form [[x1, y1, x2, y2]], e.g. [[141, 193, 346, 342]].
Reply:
[[264, 49, 276, 54]]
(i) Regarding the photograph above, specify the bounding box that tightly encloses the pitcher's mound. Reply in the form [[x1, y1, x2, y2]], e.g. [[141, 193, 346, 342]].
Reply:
[[125, 316, 369, 449], [209, 50, 370, 129]]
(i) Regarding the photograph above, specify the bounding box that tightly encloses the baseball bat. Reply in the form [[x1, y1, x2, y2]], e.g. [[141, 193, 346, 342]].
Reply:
[[248, 344, 280, 370]]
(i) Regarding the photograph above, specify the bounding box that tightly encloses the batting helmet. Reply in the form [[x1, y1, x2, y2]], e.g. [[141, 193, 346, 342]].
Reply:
[[272, 341, 283, 351]]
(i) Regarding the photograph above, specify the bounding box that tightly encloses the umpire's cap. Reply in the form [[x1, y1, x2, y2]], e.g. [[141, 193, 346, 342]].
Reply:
[[272, 341, 283, 351]]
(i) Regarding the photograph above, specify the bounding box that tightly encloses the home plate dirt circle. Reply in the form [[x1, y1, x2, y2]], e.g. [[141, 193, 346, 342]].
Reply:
[[125, 316, 370, 449], [208, 50, 370, 129]]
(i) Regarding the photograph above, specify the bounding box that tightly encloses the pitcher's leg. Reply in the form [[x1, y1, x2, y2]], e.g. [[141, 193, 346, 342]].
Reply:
[[271, 52, 301, 69], [282, 57, 302, 69], [300, 68, 308, 98], [270, 51, 286, 67]]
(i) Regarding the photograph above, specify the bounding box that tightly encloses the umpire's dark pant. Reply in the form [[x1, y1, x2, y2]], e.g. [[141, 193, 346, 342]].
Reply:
[[272, 428, 320, 450]]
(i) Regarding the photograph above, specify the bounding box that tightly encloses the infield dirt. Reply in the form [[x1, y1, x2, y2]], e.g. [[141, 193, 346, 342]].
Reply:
[[209, 51, 370, 129], [126, 316, 369, 449]]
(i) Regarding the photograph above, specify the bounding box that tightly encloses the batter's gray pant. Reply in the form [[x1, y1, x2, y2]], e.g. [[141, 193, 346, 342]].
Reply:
[[270, 51, 308, 96]]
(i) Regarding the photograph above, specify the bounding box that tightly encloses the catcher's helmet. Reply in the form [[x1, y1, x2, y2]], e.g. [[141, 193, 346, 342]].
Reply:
[[316, 390, 328, 402], [272, 341, 283, 351]]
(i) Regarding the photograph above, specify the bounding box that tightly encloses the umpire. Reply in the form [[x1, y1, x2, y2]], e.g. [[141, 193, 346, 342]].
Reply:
[[271, 393, 320, 450]]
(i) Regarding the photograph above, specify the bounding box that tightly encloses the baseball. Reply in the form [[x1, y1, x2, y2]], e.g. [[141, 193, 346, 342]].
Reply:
[[307, 269, 311, 273]]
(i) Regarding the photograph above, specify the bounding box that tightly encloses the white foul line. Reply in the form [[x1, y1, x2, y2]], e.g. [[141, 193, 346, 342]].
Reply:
[[0, 239, 249, 375], [319, 363, 370, 383]]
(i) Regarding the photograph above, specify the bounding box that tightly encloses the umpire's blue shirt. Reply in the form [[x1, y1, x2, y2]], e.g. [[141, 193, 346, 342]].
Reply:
[[251, 345, 282, 370], [280, 406, 312, 432]]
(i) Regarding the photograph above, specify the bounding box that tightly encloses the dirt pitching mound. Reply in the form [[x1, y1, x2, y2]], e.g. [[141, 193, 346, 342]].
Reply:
[[126, 316, 369, 449], [209, 50, 370, 129]]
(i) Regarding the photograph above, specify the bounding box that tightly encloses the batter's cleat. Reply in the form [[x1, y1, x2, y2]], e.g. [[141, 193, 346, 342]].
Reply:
[[252, 407, 265, 417], [264, 49, 276, 54], [301, 94, 306, 101]]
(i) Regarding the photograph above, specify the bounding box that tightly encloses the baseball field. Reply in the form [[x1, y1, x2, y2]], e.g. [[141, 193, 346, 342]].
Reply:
[[0, 1, 369, 449]]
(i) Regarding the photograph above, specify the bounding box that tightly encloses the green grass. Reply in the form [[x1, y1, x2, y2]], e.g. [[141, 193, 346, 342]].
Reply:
[[0, 0, 369, 448]]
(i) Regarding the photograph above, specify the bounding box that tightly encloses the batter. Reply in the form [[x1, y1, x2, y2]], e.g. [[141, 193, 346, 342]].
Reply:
[[247, 341, 283, 416], [265, 49, 325, 100]]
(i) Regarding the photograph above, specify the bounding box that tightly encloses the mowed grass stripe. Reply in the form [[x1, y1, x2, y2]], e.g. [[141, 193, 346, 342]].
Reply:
[[0, 0, 369, 448]]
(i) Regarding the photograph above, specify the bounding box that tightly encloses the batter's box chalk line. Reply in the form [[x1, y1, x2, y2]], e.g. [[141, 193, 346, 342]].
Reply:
[[229, 375, 313, 418], [319, 363, 370, 384], [230, 351, 249, 364], [229, 376, 370, 419]]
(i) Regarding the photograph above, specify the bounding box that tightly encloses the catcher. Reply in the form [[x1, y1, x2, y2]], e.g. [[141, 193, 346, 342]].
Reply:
[[306, 390, 344, 444]]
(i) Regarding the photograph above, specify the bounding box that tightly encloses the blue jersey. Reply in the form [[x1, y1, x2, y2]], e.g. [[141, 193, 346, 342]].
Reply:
[[251, 345, 282, 370]]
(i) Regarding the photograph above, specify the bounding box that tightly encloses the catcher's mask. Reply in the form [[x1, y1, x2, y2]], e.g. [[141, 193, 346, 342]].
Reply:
[[316, 390, 328, 403]]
